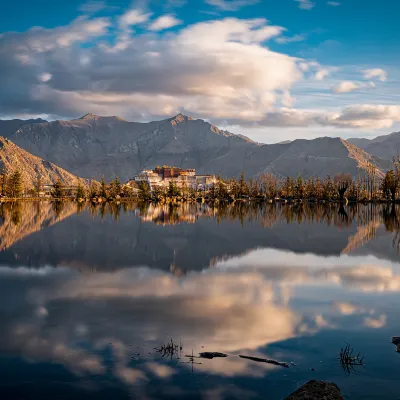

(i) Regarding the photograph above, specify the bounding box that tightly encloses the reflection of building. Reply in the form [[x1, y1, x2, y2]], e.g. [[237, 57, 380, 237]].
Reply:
[[134, 166, 216, 190]]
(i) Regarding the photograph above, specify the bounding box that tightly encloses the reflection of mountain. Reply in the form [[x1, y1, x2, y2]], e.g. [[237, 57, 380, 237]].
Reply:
[[0, 202, 76, 251], [341, 220, 380, 255], [0, 202, 399, 271], [0, 202, 358, 271]]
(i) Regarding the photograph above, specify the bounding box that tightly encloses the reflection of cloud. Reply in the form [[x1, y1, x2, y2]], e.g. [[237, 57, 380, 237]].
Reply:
[[215, 248, 400, 293], [145, 362, 176, 378], [334, 302, 360, 315], [10, 323, 105, 375], [364, 315, 387, 329], [0, 248, 396, 380], [115, 367, 147, 384]]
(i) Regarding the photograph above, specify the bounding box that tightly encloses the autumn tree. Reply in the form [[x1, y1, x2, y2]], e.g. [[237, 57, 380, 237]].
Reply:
[[304, 177, 316, 199], [100, 176, 108, 198], [6, 170, 24, 198], [258, 173, 278, 199], [34, 175, 43, 197], [114, 177, 121, 195], [138, 181, 151, 200], [0, 170, 8, 196], [315, 178, 324, 200], [247, 178, 258, 198], [167, 180, 179, 197], [88, 180, 100, 199], [238, 171, 248, 197], [294, 175, 304, 199], [216, 173, 228, 198], [282, 177, 294, 198], [75, 181, 86, 201], [51, 179, 64, 199], [323, 175, 335, 201], [381, 170, 398, 202]]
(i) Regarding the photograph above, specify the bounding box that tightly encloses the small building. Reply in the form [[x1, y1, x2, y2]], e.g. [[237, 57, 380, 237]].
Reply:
[[133, 166, 216, 191]]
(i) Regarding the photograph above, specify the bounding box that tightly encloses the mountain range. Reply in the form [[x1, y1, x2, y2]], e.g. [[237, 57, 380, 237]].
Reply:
[[348, 131, 400, 160], [0, 113, 399, 183]]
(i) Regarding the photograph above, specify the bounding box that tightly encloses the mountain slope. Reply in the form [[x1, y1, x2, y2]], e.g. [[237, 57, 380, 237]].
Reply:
[[9, 113, 257, 180], [3, 113, 391, 180], [348, 131, 400, 160], [204, 137, 389, 179], [0, 137, 82, 188]]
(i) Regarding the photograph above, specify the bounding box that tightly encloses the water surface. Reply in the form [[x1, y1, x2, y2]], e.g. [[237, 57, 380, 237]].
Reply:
[[0, 201, 400, 399]]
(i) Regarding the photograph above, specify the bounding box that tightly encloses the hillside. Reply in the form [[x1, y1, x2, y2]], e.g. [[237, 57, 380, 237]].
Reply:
[[0, 137, 82, 189], [6, 113, 256, 181], [0, 113, 391, 180], [348, 131, 400, 160]]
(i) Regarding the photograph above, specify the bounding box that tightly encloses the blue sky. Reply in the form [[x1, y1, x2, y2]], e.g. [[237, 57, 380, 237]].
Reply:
[[0, 0, 399, 142]]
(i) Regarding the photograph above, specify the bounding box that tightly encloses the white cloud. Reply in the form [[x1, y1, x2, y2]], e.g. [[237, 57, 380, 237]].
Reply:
[[327, 1, 341, 6], [38, 73, 52, 83], [362, 68, 388, 82], [205, 0, 260, 11], [1, 10, 399, 134], [332, 80, 376, 94], [78, 1, 111, 14], [0, 17, 300, 122], [281, 90, 296, 107], [148, 14, 182, 31], [316, 105, 400, 129], [295, 0, 315, 10], [333, 81, 360, 94], [6, 16, 111, 52], [315, 67, 337, 81], [275, 34, 306, 44], [118, 9, 152, 28]]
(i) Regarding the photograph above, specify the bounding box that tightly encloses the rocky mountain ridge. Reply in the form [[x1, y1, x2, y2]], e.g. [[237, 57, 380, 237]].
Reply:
[[0, 113, 393, 181]]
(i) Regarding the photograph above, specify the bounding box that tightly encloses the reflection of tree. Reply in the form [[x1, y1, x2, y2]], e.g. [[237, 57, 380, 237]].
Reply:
[[51, 201, 64, 219], [381, 205, 400, 250], [10, 202, 22, 226]]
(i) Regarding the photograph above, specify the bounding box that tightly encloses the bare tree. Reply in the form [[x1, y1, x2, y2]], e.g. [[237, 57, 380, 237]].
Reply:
[[334, 173, 353, 203]]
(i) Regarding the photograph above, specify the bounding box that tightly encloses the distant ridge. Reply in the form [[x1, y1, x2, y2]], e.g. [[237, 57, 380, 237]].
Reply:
[[348, 131, 400, 160], [0, 118, 47, 139], [0, 113, 393, 181]]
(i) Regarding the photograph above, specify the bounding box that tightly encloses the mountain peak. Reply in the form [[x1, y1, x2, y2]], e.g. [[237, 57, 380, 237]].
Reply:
[[78, 113, 127, 122], [170, 113, 193, 123], [79, 113, 101, 120]]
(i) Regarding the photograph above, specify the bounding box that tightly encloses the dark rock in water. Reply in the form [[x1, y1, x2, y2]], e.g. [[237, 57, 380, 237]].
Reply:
[[285, 380, 343, 400], [199, 352, 228, 359], [391, 336, 400, 352]]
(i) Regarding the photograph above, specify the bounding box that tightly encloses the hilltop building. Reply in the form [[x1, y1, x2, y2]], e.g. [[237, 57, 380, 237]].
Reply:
[[133, 166, 216, 190]]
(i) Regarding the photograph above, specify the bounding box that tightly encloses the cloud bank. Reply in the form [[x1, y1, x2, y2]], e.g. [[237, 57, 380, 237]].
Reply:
[[0, 9, 398, 132]]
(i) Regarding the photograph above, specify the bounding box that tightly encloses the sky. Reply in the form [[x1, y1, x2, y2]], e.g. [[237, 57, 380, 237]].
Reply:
[[0, 0, 399, 143]]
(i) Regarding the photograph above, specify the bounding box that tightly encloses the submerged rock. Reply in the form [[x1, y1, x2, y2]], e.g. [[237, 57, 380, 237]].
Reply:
[[285, 380, 343, 400]]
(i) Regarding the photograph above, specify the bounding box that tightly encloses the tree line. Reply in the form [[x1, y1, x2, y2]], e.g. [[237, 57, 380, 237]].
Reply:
[[2, 160, 400, 204], [136, 167, 400, 203]]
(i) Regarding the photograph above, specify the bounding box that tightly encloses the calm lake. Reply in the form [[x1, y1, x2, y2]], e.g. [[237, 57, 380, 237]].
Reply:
[[0, 201, 400, 399]]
